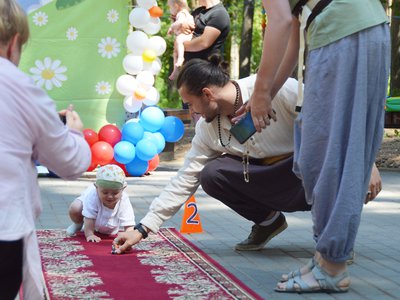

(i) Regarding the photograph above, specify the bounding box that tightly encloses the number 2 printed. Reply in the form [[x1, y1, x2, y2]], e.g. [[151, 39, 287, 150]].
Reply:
[[186, 202, 199, 224]]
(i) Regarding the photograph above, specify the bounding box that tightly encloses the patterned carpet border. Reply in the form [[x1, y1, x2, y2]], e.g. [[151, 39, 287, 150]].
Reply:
[[37, 228, 262, 300], [158, 228, 262, 299]]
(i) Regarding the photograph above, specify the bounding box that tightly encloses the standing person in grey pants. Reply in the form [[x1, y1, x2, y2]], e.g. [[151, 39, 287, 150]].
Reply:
[[242, 0, 390, 293]]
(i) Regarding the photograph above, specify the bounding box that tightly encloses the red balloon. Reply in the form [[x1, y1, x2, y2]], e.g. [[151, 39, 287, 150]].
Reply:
[[91, 141, 114, 166], [98, 124, 122, 147], [147, 154, 160, 173], [83, 129, 98, 146], [87, 160, 98, 172]]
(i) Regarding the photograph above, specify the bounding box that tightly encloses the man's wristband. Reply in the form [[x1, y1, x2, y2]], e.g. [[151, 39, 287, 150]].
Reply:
[[134, 223, 148, 239]]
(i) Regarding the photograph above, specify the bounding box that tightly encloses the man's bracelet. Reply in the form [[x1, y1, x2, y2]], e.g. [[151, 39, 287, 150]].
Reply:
[[134, 223, 148, 239]]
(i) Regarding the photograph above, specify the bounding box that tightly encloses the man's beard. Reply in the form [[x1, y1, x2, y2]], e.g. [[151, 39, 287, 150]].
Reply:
[[204, 111, 218, 123], [205, 116, 216, 123]]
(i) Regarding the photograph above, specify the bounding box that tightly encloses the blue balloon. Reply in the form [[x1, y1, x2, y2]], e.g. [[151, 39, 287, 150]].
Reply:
[[135, 138, 158, 161], [121, 122, 144, 145], [125, 157, 148, 177], [142, 131, 166, 154], [113, 141, 135, 164], [139, 106, 165, 132], [159, 116, 185, 142]]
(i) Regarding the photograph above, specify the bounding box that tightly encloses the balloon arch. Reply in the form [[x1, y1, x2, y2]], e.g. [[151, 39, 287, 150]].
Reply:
[[84, 1, 185, 176]]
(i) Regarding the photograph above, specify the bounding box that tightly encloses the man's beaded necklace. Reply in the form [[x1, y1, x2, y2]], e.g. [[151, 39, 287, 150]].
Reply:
[[217, 81, 240, 148]]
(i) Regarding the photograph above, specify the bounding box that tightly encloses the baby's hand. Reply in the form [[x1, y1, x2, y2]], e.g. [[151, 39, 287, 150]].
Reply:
[[86, 235, 101, 242]]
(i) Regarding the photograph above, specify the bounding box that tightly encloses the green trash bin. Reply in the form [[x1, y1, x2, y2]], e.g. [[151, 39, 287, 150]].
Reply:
[[385, 97, 400, 128]]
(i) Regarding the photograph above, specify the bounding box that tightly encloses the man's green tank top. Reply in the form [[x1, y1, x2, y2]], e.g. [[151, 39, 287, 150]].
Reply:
[[288, 0, 388, 50]]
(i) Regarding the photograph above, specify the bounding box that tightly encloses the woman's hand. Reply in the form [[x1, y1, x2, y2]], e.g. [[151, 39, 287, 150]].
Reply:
[[249, 90, 277, 132], [59, 104, 84, 132], [233, 93, 277, 132]]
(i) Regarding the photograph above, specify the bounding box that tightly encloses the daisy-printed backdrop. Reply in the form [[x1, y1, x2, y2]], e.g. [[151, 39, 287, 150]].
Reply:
[[19, 0, 130, 131]]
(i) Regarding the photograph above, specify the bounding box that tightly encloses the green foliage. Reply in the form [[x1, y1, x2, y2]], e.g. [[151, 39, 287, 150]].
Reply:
[[250, 1, 264, 73], [222, 0, 263, 74]]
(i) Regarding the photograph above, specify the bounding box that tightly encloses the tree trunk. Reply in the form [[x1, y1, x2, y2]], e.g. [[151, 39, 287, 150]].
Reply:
[[239, 0, 255, 78], [230, 39, 239, 79], [390, 2, 400, 95]]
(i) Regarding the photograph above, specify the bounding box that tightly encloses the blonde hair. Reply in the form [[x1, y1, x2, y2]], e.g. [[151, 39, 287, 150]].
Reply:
[[0, 0, 29, 47]]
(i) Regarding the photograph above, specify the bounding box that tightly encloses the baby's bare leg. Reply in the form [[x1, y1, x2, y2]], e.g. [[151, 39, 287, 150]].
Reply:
[[169, 46, 180, 80], [68, 199, 83, 224], [175, 33, 192, 67]]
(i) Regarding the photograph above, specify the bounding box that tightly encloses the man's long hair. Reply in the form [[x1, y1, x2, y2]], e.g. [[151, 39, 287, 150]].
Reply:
[[176, 54, 230, 96]]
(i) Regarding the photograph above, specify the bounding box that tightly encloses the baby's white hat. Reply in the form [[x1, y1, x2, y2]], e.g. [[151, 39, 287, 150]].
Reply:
[[96, 164, 126, 189]]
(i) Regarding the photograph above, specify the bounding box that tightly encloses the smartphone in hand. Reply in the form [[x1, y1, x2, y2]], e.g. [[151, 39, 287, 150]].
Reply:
[[229, 112, 256, 144], [59, 114, 66, 124]]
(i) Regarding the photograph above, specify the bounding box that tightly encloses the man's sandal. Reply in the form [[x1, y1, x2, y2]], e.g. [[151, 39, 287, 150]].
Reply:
[[275, 262, 350, 293], [280, 257, 315, 282]]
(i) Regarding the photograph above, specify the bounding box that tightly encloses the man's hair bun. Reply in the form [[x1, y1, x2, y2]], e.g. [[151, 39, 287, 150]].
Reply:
[[208, 54, 229, 74]]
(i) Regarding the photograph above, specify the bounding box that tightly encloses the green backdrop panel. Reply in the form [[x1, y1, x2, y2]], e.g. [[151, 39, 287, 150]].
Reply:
[[19, 0, 130, 131]]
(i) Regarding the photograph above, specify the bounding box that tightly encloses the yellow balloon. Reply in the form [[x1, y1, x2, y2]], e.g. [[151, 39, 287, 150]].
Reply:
[[142, 49, 156, 63]]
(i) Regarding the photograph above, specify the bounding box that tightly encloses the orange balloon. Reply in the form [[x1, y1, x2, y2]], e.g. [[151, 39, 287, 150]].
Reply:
[[134, 87, 147, 100], [149, 6, 163, 18], [147, 154, 160, 172]]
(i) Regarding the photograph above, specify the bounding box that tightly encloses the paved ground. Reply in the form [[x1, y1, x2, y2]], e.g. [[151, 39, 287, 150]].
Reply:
[[36, 161, 400, 300]]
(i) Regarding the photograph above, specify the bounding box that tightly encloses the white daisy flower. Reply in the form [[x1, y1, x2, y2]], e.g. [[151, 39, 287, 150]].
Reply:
[[98, 37, 121, 59], [29, 57, 68, 91], [32, 11, 48, 27], [95, 81, 112, 95], [66, 27, 78, 41], [107, 9, 119, 23]]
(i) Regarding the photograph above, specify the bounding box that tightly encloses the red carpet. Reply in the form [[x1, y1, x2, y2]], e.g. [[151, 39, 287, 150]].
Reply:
[[37, 228, 262, 299]]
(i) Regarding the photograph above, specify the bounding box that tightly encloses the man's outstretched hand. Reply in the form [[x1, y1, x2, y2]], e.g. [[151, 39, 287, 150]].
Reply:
[[111, 230, 143, 254]]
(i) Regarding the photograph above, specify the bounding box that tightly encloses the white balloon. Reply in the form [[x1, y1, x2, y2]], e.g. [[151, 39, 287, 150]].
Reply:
[[142, 17, 161, 35], [136, 70, 155, 89], [123, 54, 143, 75], [143, 87, 160, 106], [129, 7, 151, 29], [136, 0, 156, 10], [148, 36, 167, 56], [126, 30, 148, 55], [143, 57, 162, 75], [116, 74, 137, 96], [124, 96, 143, 113]]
